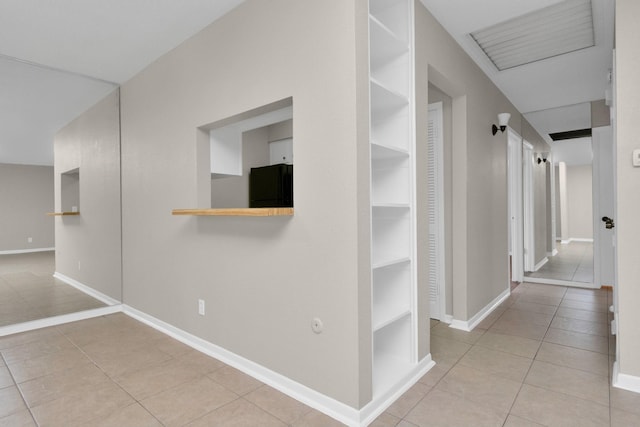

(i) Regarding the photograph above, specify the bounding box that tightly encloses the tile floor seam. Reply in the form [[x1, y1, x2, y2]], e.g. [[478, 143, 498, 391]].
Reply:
[[0, 351, 39, 426]]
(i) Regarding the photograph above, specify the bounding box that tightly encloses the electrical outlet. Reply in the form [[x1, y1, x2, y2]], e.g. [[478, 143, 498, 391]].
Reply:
[[27, 237, 32, 243], [198, 299, 205, 316], [78, 261, 81, 270]]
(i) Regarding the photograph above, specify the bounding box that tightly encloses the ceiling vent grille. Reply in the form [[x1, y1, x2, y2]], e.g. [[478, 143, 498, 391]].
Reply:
[[470, 0, 594, 71]]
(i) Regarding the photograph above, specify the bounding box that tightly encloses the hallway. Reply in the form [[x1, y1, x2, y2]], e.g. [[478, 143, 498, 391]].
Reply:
[[0, 283, 638, 426]]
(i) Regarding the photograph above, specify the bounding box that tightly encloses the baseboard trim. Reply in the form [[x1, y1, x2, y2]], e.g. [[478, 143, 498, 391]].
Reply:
[[53, 272, 121, 306], [564, 238, 594, 243], [449, 288, 510, 332], [547, 249, 559, 257], [0, 305, 122, 337], [523, 276, 599, 289], [123, 304, 434, 427], [613, 362, 640, 393], [0, 247, 55, 255], [533, 257, 549, 272]]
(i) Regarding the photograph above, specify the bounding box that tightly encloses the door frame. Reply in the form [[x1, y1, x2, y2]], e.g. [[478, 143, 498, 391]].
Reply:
[[522, 140, 535, 272]]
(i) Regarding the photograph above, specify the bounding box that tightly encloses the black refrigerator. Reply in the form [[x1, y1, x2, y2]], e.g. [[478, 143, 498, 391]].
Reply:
[[249, 164, 293, 208]]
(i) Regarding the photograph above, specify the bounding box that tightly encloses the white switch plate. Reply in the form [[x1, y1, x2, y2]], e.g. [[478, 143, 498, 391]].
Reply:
[[198, 299, 205, 316], [633, 149, 640, 167]]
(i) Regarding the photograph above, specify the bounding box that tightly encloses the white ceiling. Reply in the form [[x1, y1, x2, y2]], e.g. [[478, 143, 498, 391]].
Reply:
[[1, 0, 614, 166], [420, 0, 614, 148], [0, 0, 245, 165]]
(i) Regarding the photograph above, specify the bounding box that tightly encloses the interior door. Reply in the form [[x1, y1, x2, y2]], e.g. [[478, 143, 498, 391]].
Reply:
[[593, 126, 616, 287], [427, 102, 445, 320]]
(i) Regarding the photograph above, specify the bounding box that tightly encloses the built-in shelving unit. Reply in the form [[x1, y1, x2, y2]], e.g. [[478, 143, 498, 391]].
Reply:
[[172, 208, 294, 217], [369, 0, 416, 397]]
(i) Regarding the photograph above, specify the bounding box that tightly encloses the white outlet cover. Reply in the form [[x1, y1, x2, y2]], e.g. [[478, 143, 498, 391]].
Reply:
[[633, 149, 640, 167]]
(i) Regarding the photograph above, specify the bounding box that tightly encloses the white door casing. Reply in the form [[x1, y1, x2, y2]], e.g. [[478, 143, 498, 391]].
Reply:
[[522, 141, 535, 272]]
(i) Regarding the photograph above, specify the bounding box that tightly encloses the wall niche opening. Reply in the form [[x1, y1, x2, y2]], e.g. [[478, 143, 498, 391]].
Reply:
[[60, 167, 80, 214], [203, 97, 293, 210]]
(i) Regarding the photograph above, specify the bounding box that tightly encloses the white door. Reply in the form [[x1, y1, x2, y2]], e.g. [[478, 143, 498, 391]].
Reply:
[[593, 126, 616, 287], [427, 102, 445, 320], [522, 141, 535, 272], [508, 129, 524, 282]]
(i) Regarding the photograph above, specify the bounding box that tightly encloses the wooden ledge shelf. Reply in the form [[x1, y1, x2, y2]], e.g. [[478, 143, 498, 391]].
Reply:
[[172, 208, 294, 217], [46, 212, 80, 216]]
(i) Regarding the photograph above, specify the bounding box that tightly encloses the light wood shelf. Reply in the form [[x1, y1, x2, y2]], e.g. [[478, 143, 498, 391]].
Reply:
[[46, 212, 80, 216], [172, 208, 294, 217]]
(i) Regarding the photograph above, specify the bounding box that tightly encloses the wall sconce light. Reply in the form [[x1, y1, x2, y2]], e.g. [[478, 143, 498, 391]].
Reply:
[[537, 152, 549, 164], [492, 113, 511, 135]]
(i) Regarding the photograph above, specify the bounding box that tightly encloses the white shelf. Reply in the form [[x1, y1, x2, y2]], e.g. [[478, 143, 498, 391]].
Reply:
[[370, 79, 408, 114], [371, 158, 410, 205], [373, 262, 411, 331], [372, 352, 414, 397], [372, 257, 410, 271], [370, 0, 409, 43], [369, 16, 408, 69], [372, 202, 410, 209], [371, 141, 409, 160]]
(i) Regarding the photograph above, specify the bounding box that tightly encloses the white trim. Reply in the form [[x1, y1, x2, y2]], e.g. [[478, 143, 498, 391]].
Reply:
[[124, 305, 433, 426], [560, 239, 571, 245], [533, 257, 549, 272], [441, 314, 453, 324], [53, 272, 121, 306], [613, 362, 640, 394], [566, 238, 594, 243], [0, 247, 55, 255], [360, 357, 434, 426], [547, 249, 559, 257], [523, 277, 599, 289], [0, 305, 122, 337], [449, 288, 510, 332]]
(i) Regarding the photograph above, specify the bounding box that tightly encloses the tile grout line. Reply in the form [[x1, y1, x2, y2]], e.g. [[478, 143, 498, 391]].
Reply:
[[0, 351, 40, 426]]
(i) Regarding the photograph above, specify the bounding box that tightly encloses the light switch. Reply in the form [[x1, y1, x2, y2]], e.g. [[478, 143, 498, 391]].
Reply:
[[633, 149, 640, 167]]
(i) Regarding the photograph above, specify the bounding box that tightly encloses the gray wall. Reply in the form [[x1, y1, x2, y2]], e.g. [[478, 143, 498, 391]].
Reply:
[[54, 89, 122, 302], [0, 163, 54, 252], [565, 164, 593, 240], [120, 0, 370, 408], [616, 0, 640, 380]]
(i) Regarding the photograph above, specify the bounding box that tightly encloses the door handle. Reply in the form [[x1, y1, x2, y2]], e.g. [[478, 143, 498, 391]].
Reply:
[[602, 216, 615, 229]]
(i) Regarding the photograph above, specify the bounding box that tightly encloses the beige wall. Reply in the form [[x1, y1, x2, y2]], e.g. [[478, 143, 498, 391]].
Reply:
[[565, 164, 593, 240], [0, 163, 54, 252], [54, 89, 122, 302], [614, 0, 640, 380], [416, 1, 532, 320], [120, 0, 370, 408]]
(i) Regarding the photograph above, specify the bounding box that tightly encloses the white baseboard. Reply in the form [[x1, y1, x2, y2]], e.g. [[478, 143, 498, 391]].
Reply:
[[547, 249, 558, 257], [533, 257, 549, 272], [53, 272, 121, 306], [0, 305, 122, 337], [0, 247, 55, 255], [613, 362, 640, 394], [123, 304, 434, 427], [441, 314, 453, 324], [565, 238, 594, 243], [449, 288, 510, 332], [523, 276, 599, 289]]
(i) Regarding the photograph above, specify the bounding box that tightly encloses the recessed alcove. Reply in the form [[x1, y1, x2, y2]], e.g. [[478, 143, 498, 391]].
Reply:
[[48, 167, 81, 216], [173, 97, 294, 216]]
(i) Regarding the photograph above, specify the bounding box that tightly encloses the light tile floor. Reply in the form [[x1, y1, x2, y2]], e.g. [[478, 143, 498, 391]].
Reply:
[[525, 241, 594, 283], [0, 282, 638, 426], [0, 252, 106, 327]]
